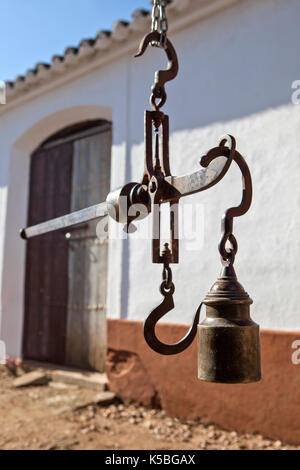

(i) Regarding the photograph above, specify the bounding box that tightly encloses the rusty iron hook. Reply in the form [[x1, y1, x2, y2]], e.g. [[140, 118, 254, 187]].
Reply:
[[143, 281, 203, 355], [135, 31, 179, 111], [143, 136, 237, 356], [219, 149, 252, 263]]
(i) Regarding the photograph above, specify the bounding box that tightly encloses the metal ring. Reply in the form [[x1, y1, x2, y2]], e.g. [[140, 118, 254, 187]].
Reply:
[[229, 233, 238, 254], [160, 281, 175, 296], [221, 250, 235, 267], [220, 234, 238, 264], [162, 265, 172, 289], [150, 90, 167, 110], [219, 233, 238, 261]]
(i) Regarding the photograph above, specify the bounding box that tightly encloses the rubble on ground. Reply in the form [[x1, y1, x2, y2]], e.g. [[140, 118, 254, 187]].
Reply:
[[0, 365, 299, 450]]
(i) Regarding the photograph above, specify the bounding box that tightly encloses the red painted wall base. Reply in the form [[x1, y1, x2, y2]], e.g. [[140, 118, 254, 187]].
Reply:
[[107, 319, 300, 444]]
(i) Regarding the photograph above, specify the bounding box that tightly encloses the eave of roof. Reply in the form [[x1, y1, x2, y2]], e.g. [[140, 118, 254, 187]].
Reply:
[[2, 0, 240, 111]]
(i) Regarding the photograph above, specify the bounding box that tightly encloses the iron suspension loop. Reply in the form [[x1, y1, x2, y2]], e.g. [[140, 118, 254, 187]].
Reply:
[[218, 151, 252, 267]]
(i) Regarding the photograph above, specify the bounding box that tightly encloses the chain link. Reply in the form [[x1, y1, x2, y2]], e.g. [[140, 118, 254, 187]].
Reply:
[[162, 264, 173, 290], [151, 0, 168, 47]]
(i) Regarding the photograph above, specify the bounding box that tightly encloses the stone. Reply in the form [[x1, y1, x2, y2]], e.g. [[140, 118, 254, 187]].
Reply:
[[53, 406, 72, 416], [50, 370, 107, 390], [143, 420, 154, 430], [73, 391, 116, 411], [12, 371, 49, 388], [49, 381, 70, 390], [94, 391, 116, 406]]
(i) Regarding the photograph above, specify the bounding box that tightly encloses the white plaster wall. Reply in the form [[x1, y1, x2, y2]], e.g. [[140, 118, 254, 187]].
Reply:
[[0, 59, 131, 356], [127, 0, 300, 330], [0, 0, 299, 357]]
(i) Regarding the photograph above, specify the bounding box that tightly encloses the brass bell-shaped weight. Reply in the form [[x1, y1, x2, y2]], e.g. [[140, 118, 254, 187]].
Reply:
[[198, 264, 261, 384]]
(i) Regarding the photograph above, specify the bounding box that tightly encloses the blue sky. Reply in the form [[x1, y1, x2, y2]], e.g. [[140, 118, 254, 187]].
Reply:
[[0, 0, 151, 82]]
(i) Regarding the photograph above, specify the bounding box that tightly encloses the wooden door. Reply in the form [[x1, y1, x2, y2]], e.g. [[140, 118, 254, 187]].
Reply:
[[23, 123, 111, 370], [23, 142, 73, 364]]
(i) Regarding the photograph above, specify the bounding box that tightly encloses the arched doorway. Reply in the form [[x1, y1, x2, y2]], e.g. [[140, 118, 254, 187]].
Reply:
[[23, 120, 112, 371]]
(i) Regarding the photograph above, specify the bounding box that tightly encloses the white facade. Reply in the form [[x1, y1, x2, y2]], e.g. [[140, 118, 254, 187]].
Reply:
[[0, 0, 300, 358]]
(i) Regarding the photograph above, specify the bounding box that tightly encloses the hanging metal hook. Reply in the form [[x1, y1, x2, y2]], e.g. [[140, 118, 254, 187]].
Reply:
[[219, 150, 252, 264], [143, 280, 203, 355], [134, 31, 179, 111], [143, 136, 238, 355]]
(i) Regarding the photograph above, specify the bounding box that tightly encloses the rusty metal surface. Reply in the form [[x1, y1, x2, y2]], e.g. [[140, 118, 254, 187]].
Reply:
[[218, 148, 252, 264], [144, 244, 202, 355], [142, 135, 259, 377], [142, 136, 236, 355], [198, 264, 261, 383], [135, 31, 178, 111], [20, 202, 108, 239], [196, 147, 260, 383], [164, 136, 236, 200]]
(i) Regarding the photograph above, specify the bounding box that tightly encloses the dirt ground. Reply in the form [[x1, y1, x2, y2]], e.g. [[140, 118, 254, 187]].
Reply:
[[0, 366, 298, 451]]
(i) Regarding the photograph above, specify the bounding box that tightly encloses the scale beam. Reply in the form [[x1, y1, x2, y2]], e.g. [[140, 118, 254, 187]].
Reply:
[[20, 154, 232, 240], [20, 202, 108, 240]]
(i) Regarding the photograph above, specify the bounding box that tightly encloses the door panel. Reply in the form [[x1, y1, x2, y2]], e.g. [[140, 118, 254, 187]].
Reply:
[[23, 142, 73, 364], [65, 131, 111, 371], [23, 124, 111, 370]]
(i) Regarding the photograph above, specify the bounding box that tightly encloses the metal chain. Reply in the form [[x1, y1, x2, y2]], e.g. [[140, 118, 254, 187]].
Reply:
[[162, 263, 173, 290], [161, 243, 173, 291], [151, 0, 168, 47], [220, 233, 238, 266]]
